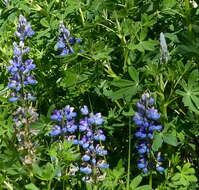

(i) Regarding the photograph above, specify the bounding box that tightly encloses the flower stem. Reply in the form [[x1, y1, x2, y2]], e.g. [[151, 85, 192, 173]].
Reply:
[[47, 180, 52, 190], [149, 171, 153, 187], [79, 8, 85, 26], [127, 117, 131, 190]]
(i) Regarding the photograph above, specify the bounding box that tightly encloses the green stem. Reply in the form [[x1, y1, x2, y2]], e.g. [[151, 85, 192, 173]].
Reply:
[[149, 172, 153, 187], [163, 104, 168, 122], [47, 180, 52, 190], [127, 117, 131, 190], [123, 48, 128, 72], [79, 8, 85, 26], [93, 184, 98, 190]]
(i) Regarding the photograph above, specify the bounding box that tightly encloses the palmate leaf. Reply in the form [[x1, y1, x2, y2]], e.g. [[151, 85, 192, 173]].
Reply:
[[176, 70, 199, 114]]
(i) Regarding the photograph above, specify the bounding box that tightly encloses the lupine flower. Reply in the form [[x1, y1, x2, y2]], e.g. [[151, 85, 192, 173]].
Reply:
[[50, 105, 78, 144], [76, 106, 108, 182], [55, 21, 81, 56], [50, 105, 109, 182], [8, 15, 37, 165], [133, 93, 165, 173], [8, 15, 36, 103]]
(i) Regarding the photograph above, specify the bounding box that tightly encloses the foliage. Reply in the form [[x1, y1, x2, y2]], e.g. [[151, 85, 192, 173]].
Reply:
[[0, 0, 199, 189]]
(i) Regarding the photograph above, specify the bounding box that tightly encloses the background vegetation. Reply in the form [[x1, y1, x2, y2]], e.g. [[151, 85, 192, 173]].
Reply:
[[0, 0, 199, 189]]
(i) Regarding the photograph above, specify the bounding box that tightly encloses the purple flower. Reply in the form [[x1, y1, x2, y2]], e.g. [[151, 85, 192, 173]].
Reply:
[[15, 15, 35, 41], [146, 108, 160, 120], [98, 163, 109, 169], [80, 167, 92, 175], [81, 105, 89, 115], [55, 21, 82, 56], [9, 96, 19, 102], [8, 15, 36, 103], [156, 166, 165, 172], [49, 105, 108, 181], [88, 113, 104, 125], [133, 93, 164, 173], [50, 125, 61, 136], [64, 105, 77, 120], [50, 110, 63, 121], [82, 155, 91, 162]]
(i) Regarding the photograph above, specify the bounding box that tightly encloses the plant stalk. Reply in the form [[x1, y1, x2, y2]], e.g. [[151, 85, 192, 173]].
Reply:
[[127, 117, 131, 190]]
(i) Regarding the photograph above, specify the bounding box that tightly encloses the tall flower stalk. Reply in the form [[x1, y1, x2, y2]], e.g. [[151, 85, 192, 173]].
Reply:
[[133, 93, 165, 174], [7, 15, 38, 164], [78, 106, 109, 183]]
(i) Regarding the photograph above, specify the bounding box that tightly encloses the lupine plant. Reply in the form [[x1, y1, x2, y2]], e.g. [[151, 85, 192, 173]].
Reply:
[[133, 93, 164, 174], [77, 105, 109, 183], [50, 105, 109, 184], [50, 105, 78, 140], [7, 15, 38, 164], [55, 21, 81, 56]]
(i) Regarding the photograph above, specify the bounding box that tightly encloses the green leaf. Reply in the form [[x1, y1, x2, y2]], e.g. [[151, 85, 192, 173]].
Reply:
[[129, 40, 158, 52], [128, 66, 139, 84], [171, 173, 181, 181], [40, 18, 49, 28], [32, 163, 55, 181], [135, 185, 153, 190], [163, 134, 178, 146], [152, 133, 163, 151], [59, 70, 78, 88], [130, 175, 142, 188], [109, 85, 137, 101], [140, 27, 148, 41], [111, 79, 134, 87], [25, 184, 39, 190], [185, 175, 198, 182], [161, 0, 176, 9], [176, 70, 199, 114]]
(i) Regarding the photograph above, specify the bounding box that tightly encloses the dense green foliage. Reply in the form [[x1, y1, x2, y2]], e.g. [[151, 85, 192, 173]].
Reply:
[[0, 0, 199, 189]]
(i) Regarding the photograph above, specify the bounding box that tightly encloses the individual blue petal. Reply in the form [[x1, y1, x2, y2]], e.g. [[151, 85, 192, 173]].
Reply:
[[67, 124, 77, 133], [80, 167, 92, 175], [55, 41, 65, 50], [80, 105, 89, 115], [73, 139, 79, 144], [146, 108, 160, 120], [148, 98, 154, 105], [69, 37, 76, 45], [27, 94, 36, 101], [9, 97, 18, 102], [50, 125, 61, 136], [82, 155, 90, 162], [76, 38, 81, 43], [92, 159, 96, 164], [98, 163, 109, 169], [143, 168, 149, 173], [137, 163, 145, 169], [8, 82, 16, 89], [156, 166, 165, 172], [79, 125, 87, 132], [83, 143, 89, 149], [60, 48, 69, 56]]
